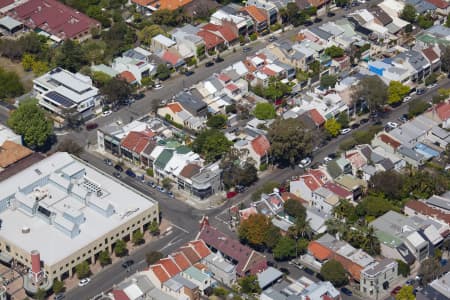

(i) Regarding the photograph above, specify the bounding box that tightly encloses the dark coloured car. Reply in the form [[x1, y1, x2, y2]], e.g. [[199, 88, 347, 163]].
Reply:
[[243, 47, 252, 53], [125, 169, 136, 178], [54, 294, 65, 300], [114, 164, 124, 172], [360, 118, 369, 124], [122, 260, 134, 268], [205, 61, 214, 67], [86, 123, 98, 131], [327, 11, 335, 17], [416, 88, 426, 95], [341, 287, 353, 296], [391, 286, 402, 296], [134, 93, 145, 100], [304, 21, 313, 26], [184, 70, 194, 76], [147, 181, 156, 188], [314, 17, 322, 23], [167, 191, 174, 198], [215, 56, 224, 63], [113, 172, 121, 179], [351, 123, 360, 129], [268, 36, 277, 42]]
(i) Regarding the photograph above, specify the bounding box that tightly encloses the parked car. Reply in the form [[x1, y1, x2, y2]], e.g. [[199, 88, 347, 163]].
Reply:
[[113, 172, 121, 178], [403, 96, 412, 103], [340, 128, 352, 135], [360, 118, 369, 124], [78, 278, 91, 287], [102, 110, 112, 117], [399, 115, 408, 123], [154, 83, 163, 90], [227, 191, 237, 199], [298, 157, 312, 168], [114, 164, 124, 172], [351, 123, 360, 129], [386, 121, 399, 128], [324, 156, 333, 163], [184, 70, 194, 76], [440, 259, 448, 266], [205, 61, 214, 67], [125, 169, 136, 178], [104, 158, 112, 166], [268, 36, 277, 42], [147, 181, 156, 188], [391, 286, 402, 296], [54, 294, 65, 300], [86, 123, 98, 131], [215, 56, 224, 63], [156, 186, 166, 193], [406, 279, 414, 285], [134, 93, 145, 100], [122, 260, 134, 268], [243, 47, 252, 53], [304, 20, 313, 26], [341, 287, 353, 296], [314, 17, 322, 23], [416, 88, 426, 95], [167, 191, 174, 198]]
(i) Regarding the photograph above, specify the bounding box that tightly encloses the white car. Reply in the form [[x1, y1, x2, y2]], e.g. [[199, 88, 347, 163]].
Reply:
[[78, 278, 91, 287], [298, 157, 311, 168], [154, 84, 163, 90], [403, 96, 412, 103], [102, 110, 112, 117], [324, 156, 333, 163], [340, 128, 352, 135], [386, 122, 399, 128]]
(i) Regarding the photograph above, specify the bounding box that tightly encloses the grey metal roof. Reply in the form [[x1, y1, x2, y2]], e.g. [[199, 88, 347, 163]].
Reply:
[[309, 26, 333, 40], [398, 145, 425, 162], [362, 258, 396, 276], [426, 195, 450, 211], [431, 126, 450, 140], [122, 49, 147, 61], [177, 92, 207, 116], [378, 158, 394, 170], [257, 267, 283, 289], [396, 50, 429, 71], [426, 25, 450, 38], [261, 288, 287, 300], [0, 16, 22, 30], [207, 76, 224, 91]]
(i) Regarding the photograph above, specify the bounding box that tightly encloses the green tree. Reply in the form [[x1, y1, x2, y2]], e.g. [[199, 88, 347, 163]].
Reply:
[[156, 63, 171, 81], [320, 74, 338, 89], [99, 250, 111, 266], [22, 53, 35, 71], [284, 199, 306, 220], [400, 4, 416, 22], [92, 71, 112, 87], [397, 259, 410, 277], [35, 288, 46, 300], [356, 195, 395, 218], [7, 99, 53, 149], [425, 73, 438, 86], [324, 46, 344, 58], [75, 261, 90, 279], [114, 239, 128, 257], [388, 81, 410, 104], [333, 199, 358, 222], [268, 118, 313, 166], [238, 275, 261, 294], [55, 39, 87, 72], [162, 177, 172, 190], [396, 285, 415, 300], [221, 149, 258, 189], [238, 214, 272, 249], [408, 99, 430, 118], [263, 223, 281, 250], [132, 229, 145, 246], [320, 260, 348, 287], [137, 25, 165, 46], [31, 60, 49, 76], [336, 113, 349, 128], [324, 118, 341, 137], [149, 220, 160, 236], [0, 67, 25, 99], [81, 40, 107, 64], [273, 236, 297, 260], [352, 76, 388, 112], [52, 279, 65, 294], [207, 114, 227, 128], [192, 129, 232, 162], [446, 13, 450, 27], [146, 251, 163, 265], [441, 45, 450, 73], [100, 77, 132, 106], [418, 258, 441, 284], [253, 102, 276, 120], [417, 13, 434, 29], [141, 76, 154, 87]]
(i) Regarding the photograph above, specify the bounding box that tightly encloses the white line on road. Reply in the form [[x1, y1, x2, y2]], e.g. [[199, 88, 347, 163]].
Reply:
[[170, 223, 190, 234]]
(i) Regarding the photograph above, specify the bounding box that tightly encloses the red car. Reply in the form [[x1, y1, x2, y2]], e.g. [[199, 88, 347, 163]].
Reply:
[[226, 191, 237, 199], [391, 286, 402, 296]]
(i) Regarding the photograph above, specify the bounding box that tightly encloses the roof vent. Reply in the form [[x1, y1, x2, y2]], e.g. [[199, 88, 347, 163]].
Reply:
[[22, 227, 30, 234]]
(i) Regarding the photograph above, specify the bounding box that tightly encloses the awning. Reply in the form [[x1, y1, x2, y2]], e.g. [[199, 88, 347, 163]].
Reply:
[[0, 252, 13, 264]]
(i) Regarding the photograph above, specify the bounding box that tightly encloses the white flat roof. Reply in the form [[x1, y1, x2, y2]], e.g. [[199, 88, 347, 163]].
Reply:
[[0, 152, 157, 266]]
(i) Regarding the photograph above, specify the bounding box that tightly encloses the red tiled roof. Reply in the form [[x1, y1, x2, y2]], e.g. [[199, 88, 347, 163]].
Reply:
[[197, 30, 224, 49], [309, 109, 326, 126], [131, 0, 152, 6], [308, 241, 333, 261], [436, 102, 450, 121], [198, 225, 267, 276], [309, 169, 328, 184], [167, 102, 183, 113], [405, 200, 450, 226], [0, 0, 13, 9], [158, 0, 193, 10], [189, 240, 211, 258], [119, 71, 136, 84], [422, 47, 439, 63], [301, 174, 322, 191], [162, 51, 181, 66], [171, 252, 192, 271], [203, 23, 238, 43], [280, 192, 308, 205], [218, 73, 231, 83], [242, 5, 267, 23], [120, 131, 154, 154], [112, 290, 130, 300], [226, 83, 239, 92], [334, 254, 363, 280], [425, 0, 449, 9], [378, 133, 401, 149], [151, 265, 171, 283], [10, 0, 99, 40], [179, 246, 202, 264], [179, 163, 201, 179], [262, 66, 277, 76], [323, 182, 352, 199], [251, 135, 270, 157], [158, 258, 181, 277]]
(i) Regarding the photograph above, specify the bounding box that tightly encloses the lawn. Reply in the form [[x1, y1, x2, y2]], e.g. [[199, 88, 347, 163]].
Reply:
[[0, 57, 35, 92]]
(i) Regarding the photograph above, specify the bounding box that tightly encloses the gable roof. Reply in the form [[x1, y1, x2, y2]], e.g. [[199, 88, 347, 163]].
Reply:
[[436, 102, 450, 121], [323, 182, 352, 199], [197, 224, 267, 276], [0, 141, 33, 169], [150, 265, 171, 283], [242, 5, 267, 23], [179, 246, 202, 264], [120, 131, 154, 154], [189, 240, 211, 258], [378, 133, 401, 149], [137, 0, 193, 10], [119, 71, 136, 84], [308, 241, 333, 261], [162, 51, 182, 66], [197, 30, 224, 49], [179, 163, 201, 179], [158, 258, 182, 277], [251, 135, 270, 157], [167, 102, 183, 113], [171, 252, 191, 271], [309, 109, 326, 126], [112, 290, 130, 300], [425, 0, 449, 9], [202, 23, 238, 43], [422, 47, 439, 63]]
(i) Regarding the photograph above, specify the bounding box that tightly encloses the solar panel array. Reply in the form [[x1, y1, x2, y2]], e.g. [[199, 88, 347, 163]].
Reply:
[[45, 91, 75, 108]]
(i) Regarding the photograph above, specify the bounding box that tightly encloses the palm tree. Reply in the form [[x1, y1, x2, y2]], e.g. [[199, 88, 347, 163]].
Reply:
[[362, 226, 381, 256]]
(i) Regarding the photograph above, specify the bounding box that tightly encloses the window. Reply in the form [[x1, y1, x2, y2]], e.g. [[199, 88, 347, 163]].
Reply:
[[5, 245, 10, 252]]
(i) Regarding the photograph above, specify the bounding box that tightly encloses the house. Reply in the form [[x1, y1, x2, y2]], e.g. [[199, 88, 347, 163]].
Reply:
[[405, 0, 436, 14], [416, 25, 450, 48], [111, 273, 177, 300], [245, 0, 277, 25], [306, 207, 329, 234], [202, 23, 239, 47], [435, 101, 450, 129], [0, 141, 33, 172], [151, 34, 177, 53], [203, 252, 236, 286], [334, 175, 366, 200], [289, 169, 329, 204], [172, 25, 206, 60], [210, 7, 255, 37], [233, 134, 270, 169], [8, 0, 100, 41], [418, 272, 450, 300], [120, 130, 155, 165], [197, 221, 267, 277], [404, 197, 450, 230], [111, 54, 156, 84], [261, 277, 340, 300], [197, 30, 225, 52], [393, 50, 431, 82], [241, 5, 268, 33], [422, 47, 441, 72], [160, 50, 185, 69], [132, 0, 193, 14], [372, 132, 402, 154], [0, 16, 23, 34], [360, 259, 398, 298], [311, 186, 340, 214], [33, 68, 100, 120]]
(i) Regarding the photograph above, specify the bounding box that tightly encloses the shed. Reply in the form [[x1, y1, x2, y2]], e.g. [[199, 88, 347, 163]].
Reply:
[[0, 16, 22, 33], [257, 267, 283, 290]]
